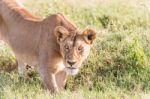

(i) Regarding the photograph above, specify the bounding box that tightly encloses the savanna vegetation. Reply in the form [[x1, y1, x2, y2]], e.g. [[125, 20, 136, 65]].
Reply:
[[1, 0, 150, 98]]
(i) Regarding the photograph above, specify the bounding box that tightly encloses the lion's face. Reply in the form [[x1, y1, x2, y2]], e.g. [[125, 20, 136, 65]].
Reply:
[[54, 26, 96, 75]]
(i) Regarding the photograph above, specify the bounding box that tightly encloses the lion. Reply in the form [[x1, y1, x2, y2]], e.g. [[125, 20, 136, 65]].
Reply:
[[0, 0, 96, 93]]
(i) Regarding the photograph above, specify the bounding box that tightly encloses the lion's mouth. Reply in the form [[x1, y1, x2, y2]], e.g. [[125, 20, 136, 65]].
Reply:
[[65, 67, 79, 75], [66, 67, 77, 69]]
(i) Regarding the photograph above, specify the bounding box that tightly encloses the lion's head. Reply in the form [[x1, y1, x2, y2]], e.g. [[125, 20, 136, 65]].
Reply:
[[54, 26, 96, 75]]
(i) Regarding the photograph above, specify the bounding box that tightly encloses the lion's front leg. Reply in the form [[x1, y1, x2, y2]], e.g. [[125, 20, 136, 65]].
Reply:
[[17, 60, 27, 77], [38, 65, 58, 93], [49, 73, 59, 92], [56, 70, 68, 90]]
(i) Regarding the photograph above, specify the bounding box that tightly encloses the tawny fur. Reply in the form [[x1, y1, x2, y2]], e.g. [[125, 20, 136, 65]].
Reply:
[[0, 0, 96, 93]]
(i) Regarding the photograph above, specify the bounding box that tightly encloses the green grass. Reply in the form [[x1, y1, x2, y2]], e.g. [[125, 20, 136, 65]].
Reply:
[[1, 0, 150, 98], [0, 72, 150, 99]]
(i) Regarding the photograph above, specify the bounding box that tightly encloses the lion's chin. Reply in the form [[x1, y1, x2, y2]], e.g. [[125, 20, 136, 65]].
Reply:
[[65, 68, 79, 76]]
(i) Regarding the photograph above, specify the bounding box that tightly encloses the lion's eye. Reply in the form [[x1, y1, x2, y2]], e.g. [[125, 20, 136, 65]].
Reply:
[[78, 47, 83, 52], [65, 46, 69, 52]]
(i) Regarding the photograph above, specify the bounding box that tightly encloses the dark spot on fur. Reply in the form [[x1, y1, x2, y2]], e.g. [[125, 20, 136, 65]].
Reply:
[[87, 34, 93, 40]]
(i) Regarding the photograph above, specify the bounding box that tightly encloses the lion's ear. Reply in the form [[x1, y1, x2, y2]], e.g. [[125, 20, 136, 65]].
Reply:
[[82, 29, 96, 44], [54, 26, 70, 43]]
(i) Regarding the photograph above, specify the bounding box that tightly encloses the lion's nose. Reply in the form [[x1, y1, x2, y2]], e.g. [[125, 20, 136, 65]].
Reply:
[[67, 61, 76, 66]]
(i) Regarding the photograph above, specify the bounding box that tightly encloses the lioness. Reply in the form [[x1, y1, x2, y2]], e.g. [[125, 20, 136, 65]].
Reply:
[[0, 0, 96, 93]]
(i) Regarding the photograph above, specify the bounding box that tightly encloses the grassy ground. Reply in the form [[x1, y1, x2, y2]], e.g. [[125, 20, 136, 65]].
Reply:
[[1, 0, 150, 98]]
